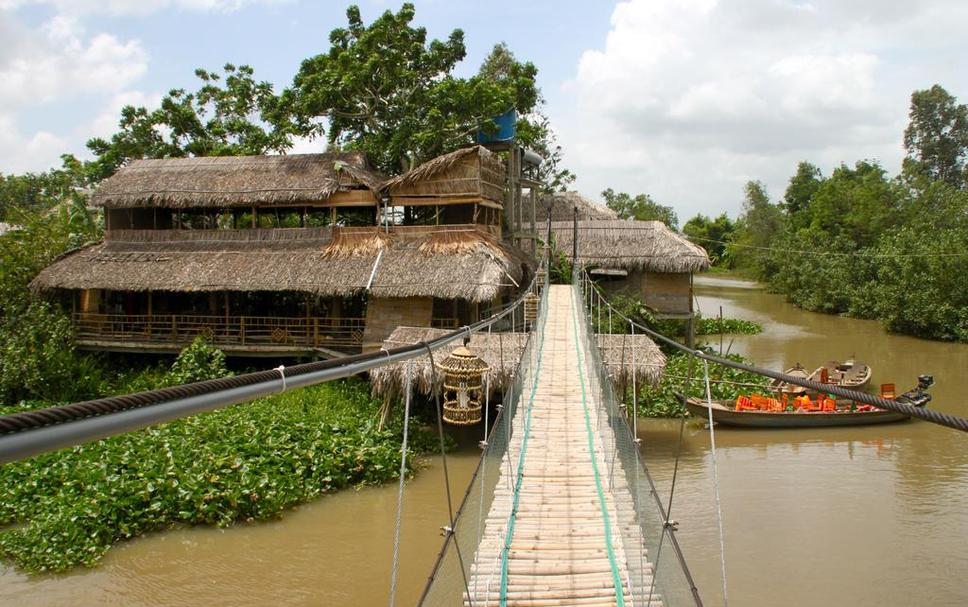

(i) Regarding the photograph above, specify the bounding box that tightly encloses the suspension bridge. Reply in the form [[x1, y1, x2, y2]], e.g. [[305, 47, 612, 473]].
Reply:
[[2, 267, 966, 606]]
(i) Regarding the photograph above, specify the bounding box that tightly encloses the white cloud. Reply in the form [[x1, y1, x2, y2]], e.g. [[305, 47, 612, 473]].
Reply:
[[0, 112, 69, 173], [0, 0, 289, 17], [0, 14, 146, 109], [559, 0, 968, 220], [0, 10, 149, 172]]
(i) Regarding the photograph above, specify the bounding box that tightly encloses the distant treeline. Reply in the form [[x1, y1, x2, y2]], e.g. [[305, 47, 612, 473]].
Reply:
[[682, 85, 968, 343]]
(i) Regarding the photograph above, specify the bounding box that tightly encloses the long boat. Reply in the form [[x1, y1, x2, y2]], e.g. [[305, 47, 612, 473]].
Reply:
[[685, 380, 932, 428]]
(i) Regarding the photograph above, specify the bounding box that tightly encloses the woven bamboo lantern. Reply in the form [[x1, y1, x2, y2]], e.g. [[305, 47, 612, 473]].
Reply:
[[524, 292, 540, 323], [535, 266, 547, 285], [438, 345, 489, 425]]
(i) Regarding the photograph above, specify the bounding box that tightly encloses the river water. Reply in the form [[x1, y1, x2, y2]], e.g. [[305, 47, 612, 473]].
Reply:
[[1, 275, 966, 605]]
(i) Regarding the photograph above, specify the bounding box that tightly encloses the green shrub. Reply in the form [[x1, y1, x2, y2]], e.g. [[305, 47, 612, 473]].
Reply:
[[0, 302, 104, 404], [169, 337, 230, 384]]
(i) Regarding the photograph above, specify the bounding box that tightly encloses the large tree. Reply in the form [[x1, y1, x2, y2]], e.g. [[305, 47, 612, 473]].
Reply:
[[280, 4, 539, 174], [601, 188, 678, 228], [86, 64, 291, 181], [903, 84, 968, 188], [479, 43, 575, 192]]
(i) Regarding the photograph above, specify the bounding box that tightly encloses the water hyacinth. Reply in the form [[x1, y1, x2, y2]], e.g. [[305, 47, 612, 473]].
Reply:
[[0, 379, 439, 573]]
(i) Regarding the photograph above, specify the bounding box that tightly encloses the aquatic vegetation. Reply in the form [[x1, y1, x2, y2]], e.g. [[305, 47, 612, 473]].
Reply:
[[695, 317, 763, 335], [0, 378, 437, 573], [635, 350, 771, 418]]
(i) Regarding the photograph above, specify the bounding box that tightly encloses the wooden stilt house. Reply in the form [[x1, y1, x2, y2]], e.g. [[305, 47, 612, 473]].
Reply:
[[32, 147, 528, 357]]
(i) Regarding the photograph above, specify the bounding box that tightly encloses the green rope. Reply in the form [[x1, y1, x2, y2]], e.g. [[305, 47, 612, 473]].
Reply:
[[570, 284, 627, 606], [499, 296, 547, 606]]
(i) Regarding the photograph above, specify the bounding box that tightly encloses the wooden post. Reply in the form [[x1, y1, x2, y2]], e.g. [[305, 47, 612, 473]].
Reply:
[[530, 187, 537, 255], [572, 205, 579, 264], [240, 316, 246, 345], [330, 207, 337, 226], [314, 317, 319, 347], [147, 291, 153, 337], [252, 206, 258, 229]]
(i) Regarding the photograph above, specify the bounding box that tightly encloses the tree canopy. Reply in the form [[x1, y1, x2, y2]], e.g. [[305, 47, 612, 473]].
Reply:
[[278, 4, 540, 174], [601, 188, 678, 228], [903, 84, 968, 188], [85, 64, 291, 182]]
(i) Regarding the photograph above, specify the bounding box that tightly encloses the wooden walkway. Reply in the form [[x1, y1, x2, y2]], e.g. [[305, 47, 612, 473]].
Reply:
[[466, 285, 659, 607]]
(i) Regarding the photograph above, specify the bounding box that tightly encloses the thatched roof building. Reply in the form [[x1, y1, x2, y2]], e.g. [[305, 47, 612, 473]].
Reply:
[[370, 326, 666, 401], [550, 220, 710, 273], [385, 146, 505, 206], [31, 226, 528, 303], [541, 191, 619, 221], [92, 153, 385, 208]]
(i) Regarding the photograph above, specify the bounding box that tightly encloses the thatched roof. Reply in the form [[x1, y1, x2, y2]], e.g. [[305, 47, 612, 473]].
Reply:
[[92, 153, 386, 209], [550, 220, 710, 273], [385, 146, 500, 191], [370, 326, 666, 401], [541, 191, 619, 221], [31, 226, 529, 303]]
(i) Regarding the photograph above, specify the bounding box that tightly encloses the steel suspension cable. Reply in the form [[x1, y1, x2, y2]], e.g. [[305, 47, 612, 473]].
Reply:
[[388, 361, 413, 607], [423, 343, 472, 603], [703, 360, 729, 607]]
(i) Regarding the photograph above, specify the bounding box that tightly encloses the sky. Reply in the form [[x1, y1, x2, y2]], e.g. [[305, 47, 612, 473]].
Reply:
[[1, 0, 966, 221]]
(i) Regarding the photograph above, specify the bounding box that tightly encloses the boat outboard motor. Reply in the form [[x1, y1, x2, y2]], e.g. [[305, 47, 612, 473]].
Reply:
[[896, 375, 934, 407]]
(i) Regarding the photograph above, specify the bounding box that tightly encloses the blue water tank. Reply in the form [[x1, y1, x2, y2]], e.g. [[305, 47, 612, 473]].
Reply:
[[476, 109, 517, 143]]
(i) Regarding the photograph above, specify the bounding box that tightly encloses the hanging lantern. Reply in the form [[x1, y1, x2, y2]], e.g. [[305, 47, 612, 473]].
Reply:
[[438, 345, 489, 425], [524, 292, 540, 323], [535, 266, 547, 286]]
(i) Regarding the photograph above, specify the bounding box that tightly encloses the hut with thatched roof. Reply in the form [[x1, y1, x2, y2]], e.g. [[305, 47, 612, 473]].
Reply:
[[385, 145, 505, 234], [370, 326, 666, 406], [540, 191, 619, 222], [32, 149, 527, 357], [550, 219, 710, 322]]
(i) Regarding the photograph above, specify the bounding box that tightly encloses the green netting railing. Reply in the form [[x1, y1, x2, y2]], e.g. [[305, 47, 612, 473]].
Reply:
[[418, 274, 550, 606], [573, 271, 704, 607]]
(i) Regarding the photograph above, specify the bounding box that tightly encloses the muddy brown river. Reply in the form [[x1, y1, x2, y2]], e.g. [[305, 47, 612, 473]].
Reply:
[[1, 274, 966, 605]]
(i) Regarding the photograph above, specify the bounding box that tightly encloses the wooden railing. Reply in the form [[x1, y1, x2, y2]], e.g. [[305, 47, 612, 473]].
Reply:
[[72, 313, 365, 350]]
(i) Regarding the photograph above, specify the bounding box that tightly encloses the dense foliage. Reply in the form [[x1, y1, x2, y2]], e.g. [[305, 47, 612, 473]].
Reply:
[[723, 85, 968, 342], [0, 378, 438, 573], [635, 351, 771, 417], [79, 4, 572, 190], [601, 188, 678, 228], [682, 213, 736, 266]]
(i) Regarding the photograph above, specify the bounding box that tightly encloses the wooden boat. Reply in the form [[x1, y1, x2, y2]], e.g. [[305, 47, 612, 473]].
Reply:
[[685, 380, 931, 428], [769, 358, 871, 395], [819, 358, 871, 389]]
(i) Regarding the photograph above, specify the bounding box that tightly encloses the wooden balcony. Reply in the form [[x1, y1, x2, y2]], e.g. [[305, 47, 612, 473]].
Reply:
[[72, 313, 463, 357], [72, 313, 366, 356]]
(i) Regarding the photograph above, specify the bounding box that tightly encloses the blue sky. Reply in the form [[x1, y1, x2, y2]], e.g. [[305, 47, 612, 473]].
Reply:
[[2, 0, 967, 220]]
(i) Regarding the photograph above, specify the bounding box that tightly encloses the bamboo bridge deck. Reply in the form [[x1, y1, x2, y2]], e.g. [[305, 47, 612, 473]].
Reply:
[[466, 285, 659, 607]]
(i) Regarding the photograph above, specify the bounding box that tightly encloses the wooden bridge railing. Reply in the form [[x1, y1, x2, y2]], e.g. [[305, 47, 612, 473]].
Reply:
[[72, 313, 366, 350]]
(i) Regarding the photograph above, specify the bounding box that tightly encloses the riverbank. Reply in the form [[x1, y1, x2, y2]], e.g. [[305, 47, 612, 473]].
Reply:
[[0, 378, 439, 573]]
